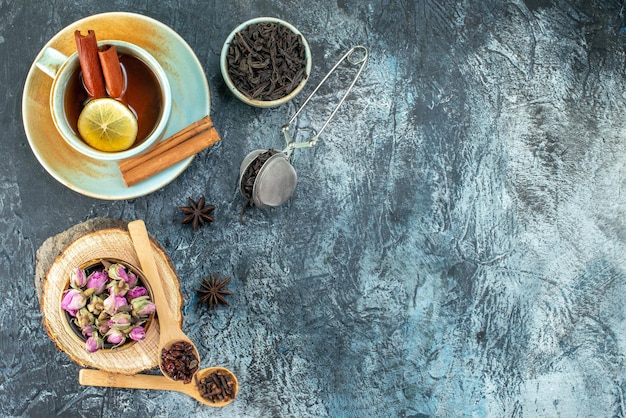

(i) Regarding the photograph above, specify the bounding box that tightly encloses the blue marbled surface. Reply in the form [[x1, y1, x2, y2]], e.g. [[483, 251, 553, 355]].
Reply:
[[2, 1, 626, 417]]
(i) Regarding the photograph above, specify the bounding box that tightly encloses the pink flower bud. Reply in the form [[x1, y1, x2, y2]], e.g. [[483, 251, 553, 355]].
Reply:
[[108, 264, 125, 281], [97, 318, 110, 335], [109, 312, 132, 331], [107, 279, 129, 296], [70, 268, 87, 288], [61, 289, 87, 312], [86, 270, 108, 294], [81, 324, 95, 337], [103, 293, 129, 315], [126, 286, 148, 301], [126, 271, 138, 288], [85, 333, 103, 353], [131, 295, 156, 317], [87, 295, 105, 316], [106, 329, 126, 346], [108, 264, 138, 287], [129, 326, 146, 341], [75, 307, 95, 329]]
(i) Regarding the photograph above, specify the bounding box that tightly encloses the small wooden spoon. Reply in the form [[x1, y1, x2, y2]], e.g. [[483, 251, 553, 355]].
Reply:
[[79, 367, 238, 407], [128, 220, 200, 383]]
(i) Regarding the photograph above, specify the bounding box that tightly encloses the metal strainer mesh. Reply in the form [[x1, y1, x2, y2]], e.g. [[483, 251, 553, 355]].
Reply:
[[238, 46, 369, 210]]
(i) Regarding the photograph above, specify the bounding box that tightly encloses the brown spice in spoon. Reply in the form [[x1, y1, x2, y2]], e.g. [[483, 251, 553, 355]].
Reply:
[[161, 340, 199, 383], [195, 370, 237, 402]]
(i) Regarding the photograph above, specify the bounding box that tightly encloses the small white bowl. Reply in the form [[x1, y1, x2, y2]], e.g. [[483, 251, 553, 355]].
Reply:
[[220, 17, 312, 108]]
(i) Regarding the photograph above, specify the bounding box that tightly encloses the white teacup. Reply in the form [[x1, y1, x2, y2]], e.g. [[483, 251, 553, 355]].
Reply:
[[35, 40, 172, 161]]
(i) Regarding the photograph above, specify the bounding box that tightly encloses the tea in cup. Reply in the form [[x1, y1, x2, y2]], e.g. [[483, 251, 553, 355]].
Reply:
[[36, 38, 171, 161]]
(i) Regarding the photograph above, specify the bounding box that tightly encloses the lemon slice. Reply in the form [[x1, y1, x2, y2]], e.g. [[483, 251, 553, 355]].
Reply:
[[77, 98, 138, 152]]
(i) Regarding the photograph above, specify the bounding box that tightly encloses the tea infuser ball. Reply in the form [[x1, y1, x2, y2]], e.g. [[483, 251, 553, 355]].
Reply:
[[239, 150, 297, 208], [238, 46, 369, 209]]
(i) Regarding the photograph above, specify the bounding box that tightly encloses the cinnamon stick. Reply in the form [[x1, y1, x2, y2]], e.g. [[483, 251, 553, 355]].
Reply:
[[119, 115, 213, 173], [98, 45, 125, 99], [119, 115, 220, 187], [74, 30, 106, 99]]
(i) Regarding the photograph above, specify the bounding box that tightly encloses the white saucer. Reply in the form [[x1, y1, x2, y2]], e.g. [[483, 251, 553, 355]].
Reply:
[[22, 12, 210, 200]]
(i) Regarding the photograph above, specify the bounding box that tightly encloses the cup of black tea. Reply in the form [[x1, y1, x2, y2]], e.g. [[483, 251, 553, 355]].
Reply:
[[220, 17, 312, 108], [35, 40, 172, 161]]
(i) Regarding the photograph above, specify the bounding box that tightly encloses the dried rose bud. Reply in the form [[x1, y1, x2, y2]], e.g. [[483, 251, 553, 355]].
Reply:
[[131, 295, 156, 317], [126, 286, 148, 301], [126, 271, 138, 288], [103, 293, 129, 315], [70, 268, 87, 288], [109, 312, 132, 331], [86, 270, 108, 294], [129, 326, 146, 341], [108, 264, 137, 287], [107, 263, 126, 280], [87, 294, 105, 315], [96, 318, 110, 335], [107, 279, 129, 296], [81, 324, 94, 337], [61, 289, 87, 313], [75, 307, 95, 329], [86, 333, 103, 353], [106, 329, 126, 346]]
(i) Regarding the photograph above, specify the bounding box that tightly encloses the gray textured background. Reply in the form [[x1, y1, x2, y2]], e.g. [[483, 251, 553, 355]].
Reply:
[[2, 0, 626, 417]]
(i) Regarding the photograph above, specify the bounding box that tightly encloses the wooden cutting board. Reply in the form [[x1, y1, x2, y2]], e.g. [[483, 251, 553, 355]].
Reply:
[[36, 218, 182, 374]]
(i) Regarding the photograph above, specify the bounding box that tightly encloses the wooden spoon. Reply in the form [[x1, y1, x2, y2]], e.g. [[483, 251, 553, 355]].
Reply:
[[79, 366, 238, 407], [127, 220, 200, 383]]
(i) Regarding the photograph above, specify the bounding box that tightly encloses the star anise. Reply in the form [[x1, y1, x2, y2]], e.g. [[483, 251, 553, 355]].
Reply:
[[197, 273, 233, 309], [179, 196, 215, 230]]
